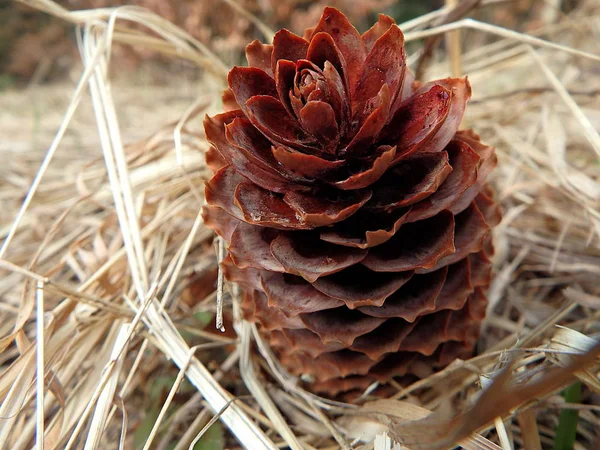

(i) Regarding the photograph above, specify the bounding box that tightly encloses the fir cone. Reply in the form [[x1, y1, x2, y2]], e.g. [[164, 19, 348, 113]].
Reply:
[[202, 7, 501, 396]]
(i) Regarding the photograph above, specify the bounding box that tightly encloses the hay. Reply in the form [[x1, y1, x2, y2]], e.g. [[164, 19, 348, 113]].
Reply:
[[1, 0, 599, 449]]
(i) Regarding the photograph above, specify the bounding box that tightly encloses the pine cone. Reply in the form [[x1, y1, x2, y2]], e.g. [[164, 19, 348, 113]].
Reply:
[[203, 7, 501, 396]]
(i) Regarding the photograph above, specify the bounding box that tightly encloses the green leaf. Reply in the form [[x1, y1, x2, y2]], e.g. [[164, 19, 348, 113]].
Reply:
[[0, 74, 15, 92], [193, 311, 215, 329], [553, 381, 581, 450], [193, 422, 225, 450], [133, 407, 160, 450], [148, 375, 177, 402], [179, 311, 215, 342], [162, 422, 224, 450]]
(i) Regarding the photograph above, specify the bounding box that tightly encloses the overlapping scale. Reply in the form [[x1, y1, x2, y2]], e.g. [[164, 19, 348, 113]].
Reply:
[[202, 7, 500, 397]]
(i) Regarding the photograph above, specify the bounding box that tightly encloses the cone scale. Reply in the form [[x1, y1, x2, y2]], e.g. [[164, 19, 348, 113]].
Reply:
[[203, 7, 501, 396]]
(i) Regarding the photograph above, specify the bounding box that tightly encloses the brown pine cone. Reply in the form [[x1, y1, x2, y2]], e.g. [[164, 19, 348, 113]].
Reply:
[[202, 7, 501, 396]]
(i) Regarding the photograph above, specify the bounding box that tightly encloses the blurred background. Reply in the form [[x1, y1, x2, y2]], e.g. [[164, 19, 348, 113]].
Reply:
[[0, 0, 581, 88]]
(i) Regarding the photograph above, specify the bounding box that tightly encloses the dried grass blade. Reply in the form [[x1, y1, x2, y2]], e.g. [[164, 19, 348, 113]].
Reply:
[[530, 47, 600, 158], [0, 344, 36, 448], [142, 301, 277, 450], [140, 347, 197, 450], [0, 40, 104, 260], [386, 344, 600, 449], [63, 286, 156, 450], [355, 400, 501, 450], [83, 324, 131, 450], [516, 409, 542, 450], [404, 18, 600, 62], [220, 0, 275, 42], [17, 0, 229, 77], [238, 320, 304, 450], [158, 209, 204, 308]]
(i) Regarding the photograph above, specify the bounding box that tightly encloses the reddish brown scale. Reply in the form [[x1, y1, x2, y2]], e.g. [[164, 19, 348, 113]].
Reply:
[[202, 7, 500, 397]]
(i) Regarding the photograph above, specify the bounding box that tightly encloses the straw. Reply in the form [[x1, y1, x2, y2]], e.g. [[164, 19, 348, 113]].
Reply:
[[2, 0, 599, 449]]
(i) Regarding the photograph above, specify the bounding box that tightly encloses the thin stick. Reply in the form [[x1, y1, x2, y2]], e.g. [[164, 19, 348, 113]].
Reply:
[[216, 237, 225, 332], [0, 259, 128, 316], [445, 0, 463, 77], [404, 18, 600, 62], [415, 0, 480, 79], [83, 27, 146, 300], [516, 409, 542, 450], [35, 281, 45, 450], [91, 26, 150, 294], [494, 417, 513, 450], [399, 0, 516, 31]]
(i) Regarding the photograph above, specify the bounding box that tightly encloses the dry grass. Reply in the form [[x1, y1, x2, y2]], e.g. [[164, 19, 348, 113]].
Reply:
[[1, 0, 600, 449]]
